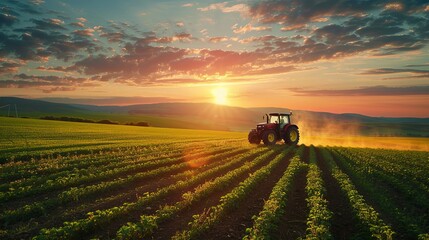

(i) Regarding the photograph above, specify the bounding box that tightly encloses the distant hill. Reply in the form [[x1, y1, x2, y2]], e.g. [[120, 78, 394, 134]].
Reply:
[[1, 97, 428, 136], [0, 97, 89, 116]]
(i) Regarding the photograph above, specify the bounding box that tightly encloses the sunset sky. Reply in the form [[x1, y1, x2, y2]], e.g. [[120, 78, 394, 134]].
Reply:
[[1, 0, 428, 117]]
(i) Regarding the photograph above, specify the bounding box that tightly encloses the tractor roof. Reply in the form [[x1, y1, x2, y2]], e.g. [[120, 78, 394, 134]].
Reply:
[[269, 112, 292, 116]]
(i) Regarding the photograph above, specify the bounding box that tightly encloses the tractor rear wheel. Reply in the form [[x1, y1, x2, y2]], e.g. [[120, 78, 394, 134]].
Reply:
[[262, 130, 277, 145], [284, 126, 299, 145]]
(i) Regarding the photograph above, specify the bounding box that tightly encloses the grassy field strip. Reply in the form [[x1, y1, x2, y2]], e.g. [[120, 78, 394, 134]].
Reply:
[[33, 148, 276, 239], [303, 146, 333, 239], [0, 147, 247, 225], [320, 149, 395, 240], [0, 145, 238, 203], [242, 148, 306, 239], [169, 148, 293, 240], [114, 147, 291, 239], [331, 148, 429, 238], [0, 142, 199, 182], [0, 143, 232, 194]]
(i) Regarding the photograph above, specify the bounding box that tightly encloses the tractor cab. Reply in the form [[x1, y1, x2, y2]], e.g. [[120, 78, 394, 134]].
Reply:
[[250, 112, 299, 146], [265, 113, 290, 129]]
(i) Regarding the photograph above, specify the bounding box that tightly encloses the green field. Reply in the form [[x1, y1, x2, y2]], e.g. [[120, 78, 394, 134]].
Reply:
[[1, 117, 429, 239]]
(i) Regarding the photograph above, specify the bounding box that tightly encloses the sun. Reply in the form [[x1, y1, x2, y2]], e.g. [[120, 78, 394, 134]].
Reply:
[[212, 87, 228, 105]]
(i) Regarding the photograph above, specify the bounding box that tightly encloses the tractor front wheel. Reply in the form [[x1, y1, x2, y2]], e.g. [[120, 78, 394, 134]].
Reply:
[[248, 131, 261, 144], [284, 126, 300, 145], [262, 130, 277, 145]]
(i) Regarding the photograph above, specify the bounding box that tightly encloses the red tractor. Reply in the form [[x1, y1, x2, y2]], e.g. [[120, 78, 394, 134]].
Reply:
[[248, 112, 300, 145]]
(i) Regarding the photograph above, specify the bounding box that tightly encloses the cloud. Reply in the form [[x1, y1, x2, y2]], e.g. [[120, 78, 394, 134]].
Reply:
[[362, 68, 429, 75], [182, 3, 194, 8], [70, 22, 85, 28], [198, 2, 228, 12], [361, 67, 429, 80], [73, 28, 95, 37], [249, 0, 427, 26], [232, 23, 271, 34], [248, 0, 429, 56], [36, 65, 77, 72], [287, 85, 429, 96], [0, 59, 22, 74], [0, 13, 18, 27], [208, 36, 228, 43], [30, 18, 66, 30], [66, 34, 306, 85], [0, 73, 100, 92], [6, 0, 43, 15], [2, 0, 429, 92], [405, 64, 429, 67], [77, 17, 87, 22], [222, 4, 250, 14], [99, 32, 124, 42], [30, 0, 44, 5], [247, 65, 297, 75], [198, 2, 249, 14]]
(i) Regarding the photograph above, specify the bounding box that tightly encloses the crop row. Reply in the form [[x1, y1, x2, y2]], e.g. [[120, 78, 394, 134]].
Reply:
[[1, 146, 186, 193], [0, 143, 186, 181], [303, 146, 332, 239], [1, 139, 243, 181], [330, 147, 429, 238], [116, 147, 293, 239], [170, 147, 295, 240], [320, 149, 395, 240], [243, 148, 306, 239], [0, 145, 238, 203], [344, 148, 429, 208], [34, 147, 274, 239], [1, 142, 230, 190], [335, 147, 429, 189], [1, 147, 247, 225]]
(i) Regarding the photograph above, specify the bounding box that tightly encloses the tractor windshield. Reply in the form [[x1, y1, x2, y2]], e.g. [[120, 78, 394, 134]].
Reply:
[[269, 115, 280, 124]]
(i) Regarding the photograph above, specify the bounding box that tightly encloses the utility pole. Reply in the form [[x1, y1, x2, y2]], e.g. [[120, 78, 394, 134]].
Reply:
[[15, 104, 18, 118]]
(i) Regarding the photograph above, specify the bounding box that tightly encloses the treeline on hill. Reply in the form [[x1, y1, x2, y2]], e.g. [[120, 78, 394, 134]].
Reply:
[[40, 116, 149, 127]]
